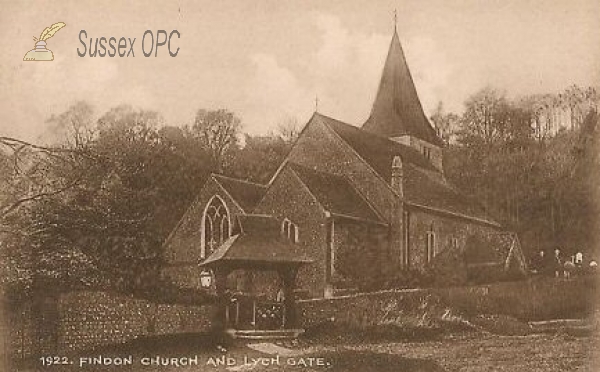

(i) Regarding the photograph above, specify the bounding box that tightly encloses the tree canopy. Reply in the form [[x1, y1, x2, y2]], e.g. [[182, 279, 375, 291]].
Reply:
[[1, 104, 294, 296], [444, 86, 598, 261], [1, 83, 597, 297]]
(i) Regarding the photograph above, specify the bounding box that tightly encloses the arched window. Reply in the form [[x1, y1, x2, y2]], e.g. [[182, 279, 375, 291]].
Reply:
[[281, 218, 299, 243], [220, 213, 229, 244], [202, 196, 231, 258], [426, 224, 436, 263], [290, 224, 298, 243], [422, 146, 431, 160], [281, 219, 290, 236]]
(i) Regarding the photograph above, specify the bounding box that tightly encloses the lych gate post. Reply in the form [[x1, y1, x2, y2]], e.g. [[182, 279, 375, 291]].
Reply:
[[212, 266, 230, 333], [279, 266, 299, 329]]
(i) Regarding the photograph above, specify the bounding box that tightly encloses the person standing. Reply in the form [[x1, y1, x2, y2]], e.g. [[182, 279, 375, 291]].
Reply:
[[552, 248, 563, 278], [554, 248, 562, 278], [532, 250, 547, 274], [575, 252, 583, 266]]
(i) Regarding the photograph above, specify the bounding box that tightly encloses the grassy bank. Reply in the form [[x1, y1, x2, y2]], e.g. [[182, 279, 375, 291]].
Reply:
[[433, 275, 598, 321]]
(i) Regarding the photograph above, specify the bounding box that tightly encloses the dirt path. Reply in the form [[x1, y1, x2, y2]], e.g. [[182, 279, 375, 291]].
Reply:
[[158, 333, 597, 372], [328, 333, 598, 372]]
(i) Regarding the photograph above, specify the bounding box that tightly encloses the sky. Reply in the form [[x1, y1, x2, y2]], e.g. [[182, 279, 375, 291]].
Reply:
[[0, 0, 599, 141]]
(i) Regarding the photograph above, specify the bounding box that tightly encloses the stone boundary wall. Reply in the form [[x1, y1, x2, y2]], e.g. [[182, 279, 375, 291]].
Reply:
[[57, 291, 216, 353], [299, 288, 431, 329], [6, 300, 41, 360], [6, 291, 216, 359], [5, 294, 60, 360], [298, 276, 598, 329]]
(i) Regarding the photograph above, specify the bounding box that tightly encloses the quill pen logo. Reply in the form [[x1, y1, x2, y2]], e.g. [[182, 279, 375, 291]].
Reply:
[[23, 22, 66, 61]]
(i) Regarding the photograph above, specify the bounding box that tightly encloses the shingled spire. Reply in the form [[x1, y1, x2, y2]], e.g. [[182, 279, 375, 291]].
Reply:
[[363, 28, 443, 147]]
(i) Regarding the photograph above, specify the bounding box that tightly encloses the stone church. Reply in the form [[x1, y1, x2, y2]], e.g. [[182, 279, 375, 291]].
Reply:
[[163, 28, 527, 301]]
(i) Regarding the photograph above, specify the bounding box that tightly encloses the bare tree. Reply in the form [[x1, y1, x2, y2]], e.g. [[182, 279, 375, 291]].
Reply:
[[275, 116, 302, 145], [0, 137, 88, 223], [192, 109, 241, 172], [44, 101, 96, 148], [459, 87, 511, 146], [0, 103, 101, 224], [430, 101, 460, 145], [563, 85, 586, 130]]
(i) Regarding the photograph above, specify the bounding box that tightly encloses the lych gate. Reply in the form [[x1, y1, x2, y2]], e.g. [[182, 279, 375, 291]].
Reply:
[[200, 215, 311, 338]]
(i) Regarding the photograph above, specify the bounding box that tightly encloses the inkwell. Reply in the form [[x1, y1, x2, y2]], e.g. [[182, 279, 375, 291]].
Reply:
[[23, 22, 66, 61]]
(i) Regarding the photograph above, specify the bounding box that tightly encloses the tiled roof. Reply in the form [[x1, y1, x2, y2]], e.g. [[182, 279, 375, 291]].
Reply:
[[362, 30, 444, 146], [288, 163, 384, 224], [316, 113, 436, 179], [465, 232, 518, 265], [404, 163, 493, 223], [201, 215, 312, 267], [314, 113, 497, 225], [213, 174, 266, 213], [236, 214, 280, 235]]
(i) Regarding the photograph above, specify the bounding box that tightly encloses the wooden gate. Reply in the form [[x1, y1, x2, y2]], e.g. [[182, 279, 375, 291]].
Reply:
[[226, 295, 285, 330]]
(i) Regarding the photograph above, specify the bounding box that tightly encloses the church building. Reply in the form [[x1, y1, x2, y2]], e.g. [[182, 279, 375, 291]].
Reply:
[[162, 27, 528, 304]]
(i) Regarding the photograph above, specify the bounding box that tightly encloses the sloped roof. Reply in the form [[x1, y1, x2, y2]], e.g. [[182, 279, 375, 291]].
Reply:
[[200, 215, 312, 267], [213, 174, 266, 213], [314, 113, 497, 225], [465, 232, 518, 265], [288, 163, 384, 224], [317, 112, 436, 177], [362, 30, 443, 146], [236, 214, 280, 235], [403, 163, 493, 223]]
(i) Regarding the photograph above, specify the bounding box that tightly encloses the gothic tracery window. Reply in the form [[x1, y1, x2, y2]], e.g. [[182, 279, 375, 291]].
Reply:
[[203, 196, 230, 258]]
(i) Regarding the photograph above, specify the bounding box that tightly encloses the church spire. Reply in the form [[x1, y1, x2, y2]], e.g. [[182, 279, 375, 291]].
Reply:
[[362, 26, 443, 147]]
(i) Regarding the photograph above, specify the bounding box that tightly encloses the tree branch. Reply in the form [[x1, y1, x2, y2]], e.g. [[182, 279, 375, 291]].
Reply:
[[1, 179, 81, 219]]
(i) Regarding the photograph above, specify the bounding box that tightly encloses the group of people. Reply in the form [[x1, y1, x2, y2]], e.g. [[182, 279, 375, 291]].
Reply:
[[530, 248, 597, 278]]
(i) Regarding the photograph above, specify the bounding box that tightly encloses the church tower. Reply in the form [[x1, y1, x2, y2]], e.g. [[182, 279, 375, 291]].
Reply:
[[363, 27, 444, 172]]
